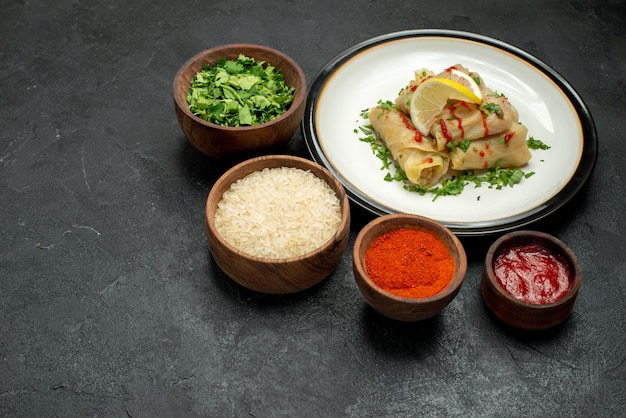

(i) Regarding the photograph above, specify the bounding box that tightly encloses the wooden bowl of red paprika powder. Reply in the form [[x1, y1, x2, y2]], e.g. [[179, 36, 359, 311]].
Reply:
[[352, 213, 467, 322], [480, 230, 582, 330]]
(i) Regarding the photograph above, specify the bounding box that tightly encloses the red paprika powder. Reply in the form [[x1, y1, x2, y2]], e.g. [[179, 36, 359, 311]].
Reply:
[[364, 228, 454, 298]]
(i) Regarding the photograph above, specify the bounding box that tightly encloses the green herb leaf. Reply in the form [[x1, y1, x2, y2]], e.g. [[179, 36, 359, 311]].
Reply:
[[458, 139, 471, 152], [526, 136, 551, 150], [377, 99, 395, 111], [480, 103, 503, 118], [488, 91, 506, 98], [187, 54, 295, 127]]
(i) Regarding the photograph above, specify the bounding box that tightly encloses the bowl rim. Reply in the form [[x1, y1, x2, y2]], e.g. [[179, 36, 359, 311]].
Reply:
[[353, 213, 467, 303], [173, 43, 307, 131], [483, 229, 582, 308], [205, 154, 350, 264]]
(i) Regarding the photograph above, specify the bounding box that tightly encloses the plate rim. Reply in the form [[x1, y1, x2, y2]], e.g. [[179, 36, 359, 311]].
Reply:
[[302, 29, 598, 236]]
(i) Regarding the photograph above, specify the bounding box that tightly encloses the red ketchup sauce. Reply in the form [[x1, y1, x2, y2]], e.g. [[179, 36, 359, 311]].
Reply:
[[399, 112, 423, 143], [493, 243, 572, 304], [439, 119, 452, 144], [447, 105, 465, 139]]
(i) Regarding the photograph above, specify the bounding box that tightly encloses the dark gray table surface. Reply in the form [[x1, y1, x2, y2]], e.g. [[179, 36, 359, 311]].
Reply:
[[2, 0, 625, 416]]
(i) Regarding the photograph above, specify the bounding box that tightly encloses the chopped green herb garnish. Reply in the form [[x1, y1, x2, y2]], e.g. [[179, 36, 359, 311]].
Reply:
[[358, 124, 393, 170], [458, 139, 471, 152], [447, 138, 471, 152], [186, 54, 294, 127], [526, 136, 551, 150], [480, 103, 504, 118], [488, 91, 506, 98], [377, 99, 395, 111]]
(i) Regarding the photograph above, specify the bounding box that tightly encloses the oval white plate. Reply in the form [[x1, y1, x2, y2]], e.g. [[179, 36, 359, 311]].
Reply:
[[303, 30, 597, 236]]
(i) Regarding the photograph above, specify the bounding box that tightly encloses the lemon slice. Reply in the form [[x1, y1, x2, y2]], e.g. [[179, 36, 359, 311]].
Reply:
[[448, 69, 482, 99], [409, 76, 482, 135]]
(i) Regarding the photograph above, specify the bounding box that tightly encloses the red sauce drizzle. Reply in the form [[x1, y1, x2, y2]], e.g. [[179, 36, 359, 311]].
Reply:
[[399, 112, 423, 143], [438, 119, 453, 144], [480, 109, 489, 136], [459, 102, 472, 111], [494, 243, 572, 304], [446, 105, 465, 139], [410, 75, 433, 92], [504, 131, 515, 143]]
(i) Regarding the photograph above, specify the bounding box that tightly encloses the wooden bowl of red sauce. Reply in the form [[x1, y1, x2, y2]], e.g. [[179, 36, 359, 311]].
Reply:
[[481, 230, 582, 330], [352, 214, 467, 321]]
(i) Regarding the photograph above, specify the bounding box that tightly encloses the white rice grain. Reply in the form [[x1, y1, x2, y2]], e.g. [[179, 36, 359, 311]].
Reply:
[[214, 167, 342, 259]]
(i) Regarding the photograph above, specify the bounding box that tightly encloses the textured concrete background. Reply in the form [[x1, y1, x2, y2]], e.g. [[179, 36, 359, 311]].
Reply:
[[1, 0, 625, 416]]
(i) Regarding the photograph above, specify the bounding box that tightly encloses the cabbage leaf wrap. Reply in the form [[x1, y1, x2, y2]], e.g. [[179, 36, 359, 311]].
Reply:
[[368, 106, 449, 187], [429, 89, 519, 151], [449, 123, 532, 170]]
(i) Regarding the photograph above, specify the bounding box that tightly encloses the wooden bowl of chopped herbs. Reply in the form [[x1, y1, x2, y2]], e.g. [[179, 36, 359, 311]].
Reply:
[[205, 155, 351, 294], [173, 44, 306, 160], [352, 213, 467, 321]]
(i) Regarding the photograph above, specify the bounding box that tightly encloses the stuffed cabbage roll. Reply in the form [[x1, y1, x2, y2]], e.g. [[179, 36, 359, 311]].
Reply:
[[395, 67, 435, 113], [369, 106, 449, 187], [449, 123, 531, 171], [395, 64, 483, 115], [395, 63, 519, 152], [429, 89, 519, 151]]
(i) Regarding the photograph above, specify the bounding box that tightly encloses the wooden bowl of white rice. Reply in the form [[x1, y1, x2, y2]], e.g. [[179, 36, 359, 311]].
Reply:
[[205, 155, 351, 294]]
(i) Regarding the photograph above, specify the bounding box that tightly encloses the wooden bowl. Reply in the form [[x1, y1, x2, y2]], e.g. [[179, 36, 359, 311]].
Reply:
[[352, 214, 467, 321], [173, 44, 306, 160], [481, 230, 582, 330], [205, 155, 350, 294]]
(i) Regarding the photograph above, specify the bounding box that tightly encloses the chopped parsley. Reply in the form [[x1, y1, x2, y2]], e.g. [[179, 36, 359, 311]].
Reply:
[[186, 54, 295, 127], [488, 91, 506, 98], [526, 136, 551, 150], [480, 102, 504, 118], [402, 165, 534, 201], [358, 124, 393, 170], [447, 138, 471, 152]]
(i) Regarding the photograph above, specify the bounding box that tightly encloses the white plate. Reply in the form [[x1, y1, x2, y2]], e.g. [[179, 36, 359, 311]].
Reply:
[[303, 30, 597, 236]]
